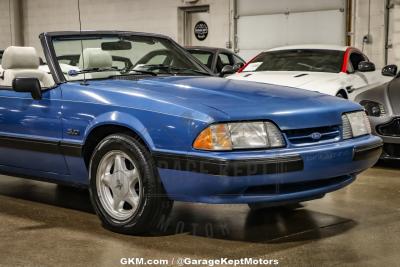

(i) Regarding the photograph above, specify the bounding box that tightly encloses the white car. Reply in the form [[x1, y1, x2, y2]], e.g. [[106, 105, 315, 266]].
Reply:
[[228, 45, 391, 99]]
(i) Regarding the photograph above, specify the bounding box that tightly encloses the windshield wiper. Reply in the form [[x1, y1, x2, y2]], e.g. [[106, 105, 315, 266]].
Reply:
[[67, 67, 158, 77], [139, 64, 211, 76], [67, 67, 121, 76]]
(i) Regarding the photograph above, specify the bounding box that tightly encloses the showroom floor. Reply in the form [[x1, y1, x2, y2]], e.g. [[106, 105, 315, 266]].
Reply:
[[0, 162, 398, 267]]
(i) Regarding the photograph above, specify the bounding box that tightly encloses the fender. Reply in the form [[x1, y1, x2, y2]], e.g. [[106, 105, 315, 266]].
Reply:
[[83, 111, 155, 150]]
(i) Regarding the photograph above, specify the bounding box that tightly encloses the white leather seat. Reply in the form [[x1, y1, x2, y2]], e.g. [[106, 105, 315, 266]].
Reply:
[[78, 48, 118, 79], [0, 46, 54, 88]]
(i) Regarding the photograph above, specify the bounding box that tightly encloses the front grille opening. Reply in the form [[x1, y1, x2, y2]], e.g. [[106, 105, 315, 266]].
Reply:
[[244, 176, 351, 195], [284, 125, 340, 145], [383, 143, 400, 158], [377, 118, 400, 137]]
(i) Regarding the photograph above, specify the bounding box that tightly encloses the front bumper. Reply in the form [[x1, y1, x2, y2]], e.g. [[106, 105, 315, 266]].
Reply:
[[154, 135, 382, 204]]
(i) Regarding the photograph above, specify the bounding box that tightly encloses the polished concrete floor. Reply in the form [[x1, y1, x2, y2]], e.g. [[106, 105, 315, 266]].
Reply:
[[0, 162, 399, 267]]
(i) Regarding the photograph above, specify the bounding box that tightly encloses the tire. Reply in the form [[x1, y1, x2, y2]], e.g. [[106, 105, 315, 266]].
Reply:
[[336, 91, 347, 98], [89, 133, 173, 235]]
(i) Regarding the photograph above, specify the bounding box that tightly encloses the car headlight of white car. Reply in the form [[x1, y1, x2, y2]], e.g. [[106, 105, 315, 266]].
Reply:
[[342, 111, 372, 139], [193, 121, 286, 151], [360, 100, 386, 117]]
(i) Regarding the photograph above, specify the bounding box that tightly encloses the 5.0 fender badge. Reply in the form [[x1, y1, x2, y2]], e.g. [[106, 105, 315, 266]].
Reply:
[[67, 129, 80, 136]]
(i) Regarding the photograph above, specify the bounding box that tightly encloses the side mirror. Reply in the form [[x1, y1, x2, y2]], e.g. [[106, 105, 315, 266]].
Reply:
[[12, 78, 42, 100], [219, 65, 235, 77], [382, 64, 398, 77], [358, 61, 376, 72], [232, 63, 244, 72]]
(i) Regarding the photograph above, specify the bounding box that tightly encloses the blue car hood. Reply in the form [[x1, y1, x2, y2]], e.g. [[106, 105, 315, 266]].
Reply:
[[85, 76, 362, 130]]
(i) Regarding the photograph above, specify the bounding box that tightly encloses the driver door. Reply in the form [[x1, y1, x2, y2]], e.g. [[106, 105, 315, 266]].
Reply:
[[0, 85, 68, 174]]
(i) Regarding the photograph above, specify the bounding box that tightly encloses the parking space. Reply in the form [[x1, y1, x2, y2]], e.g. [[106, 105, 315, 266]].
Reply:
[[0, 163, 398, 266]]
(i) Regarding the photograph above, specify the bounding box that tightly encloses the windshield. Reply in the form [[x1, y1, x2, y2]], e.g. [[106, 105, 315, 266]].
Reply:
[[243, 49, 344, 73], [52, 35, 210, 81]]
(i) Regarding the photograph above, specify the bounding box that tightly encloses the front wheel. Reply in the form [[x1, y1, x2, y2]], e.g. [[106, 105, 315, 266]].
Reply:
[[89, 134, 173, 235]]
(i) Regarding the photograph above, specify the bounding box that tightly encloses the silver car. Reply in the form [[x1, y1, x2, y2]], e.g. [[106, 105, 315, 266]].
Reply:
[[356, 64, 400, 160]]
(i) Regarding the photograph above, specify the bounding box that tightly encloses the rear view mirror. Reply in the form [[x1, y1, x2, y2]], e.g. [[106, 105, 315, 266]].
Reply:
[[12, 78, 42, 100], [382, 64, 398, 77], [101, 41, 132, 51], [358, 61, 376, 72]]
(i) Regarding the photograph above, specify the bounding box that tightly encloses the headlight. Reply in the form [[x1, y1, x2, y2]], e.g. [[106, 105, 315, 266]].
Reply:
[[193, 121, 285, 151], [360, 100, 386, 117], [342, 111, 372, 139]]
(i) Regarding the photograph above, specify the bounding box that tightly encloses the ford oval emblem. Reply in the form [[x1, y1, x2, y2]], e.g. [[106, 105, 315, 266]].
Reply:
[[310, 132, 322, 140]]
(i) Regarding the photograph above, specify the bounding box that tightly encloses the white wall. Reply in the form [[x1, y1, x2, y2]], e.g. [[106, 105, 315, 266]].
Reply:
[[0, 0, 12, 49], [19, 0, 230, 56], [388, 1, 400, 66], [0, 0, 22, 48], [352, 0, 387, 68]]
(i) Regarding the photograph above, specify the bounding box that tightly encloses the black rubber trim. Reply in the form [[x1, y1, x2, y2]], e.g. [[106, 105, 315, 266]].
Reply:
[[153, 152, 304, 176], [59, 142, 83, 157], [353, 142, 383, 161], [0, 168, 87, 188], [0, 136, 82, 157]]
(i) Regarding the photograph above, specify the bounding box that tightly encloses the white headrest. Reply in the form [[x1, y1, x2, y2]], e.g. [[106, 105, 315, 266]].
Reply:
[[2, 46, 40, 70], [79, 48, 113, 69]]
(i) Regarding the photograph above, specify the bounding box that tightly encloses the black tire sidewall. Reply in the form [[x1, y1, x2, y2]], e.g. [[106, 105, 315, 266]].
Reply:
[[89, 134, 163, 234]]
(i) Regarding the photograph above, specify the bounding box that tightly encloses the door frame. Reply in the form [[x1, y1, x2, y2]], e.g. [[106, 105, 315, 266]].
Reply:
[[178, 5, 210, 46]]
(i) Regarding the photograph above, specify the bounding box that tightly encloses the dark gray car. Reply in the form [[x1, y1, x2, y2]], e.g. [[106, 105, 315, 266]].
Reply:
[[356, 64, 400, 160], [186, 46, 245, 76]]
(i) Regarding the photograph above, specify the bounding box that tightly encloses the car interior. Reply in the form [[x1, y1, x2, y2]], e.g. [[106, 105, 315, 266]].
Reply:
[[0, 45, 138, 86]]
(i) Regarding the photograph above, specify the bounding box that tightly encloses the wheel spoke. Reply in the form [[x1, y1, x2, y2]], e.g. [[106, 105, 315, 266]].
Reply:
[[125, 169, 139, 184], [114, 155, 126, 172], [113, 194, 123, 211], [125, 191, 139, 210], [101, 173, 113, 188]]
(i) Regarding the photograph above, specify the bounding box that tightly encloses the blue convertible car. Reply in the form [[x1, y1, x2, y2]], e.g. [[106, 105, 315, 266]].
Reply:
[[0, 31, 382, 234]]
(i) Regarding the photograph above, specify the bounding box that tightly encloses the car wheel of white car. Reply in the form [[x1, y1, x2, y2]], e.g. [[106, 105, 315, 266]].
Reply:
[[89, 133, 173, 235]]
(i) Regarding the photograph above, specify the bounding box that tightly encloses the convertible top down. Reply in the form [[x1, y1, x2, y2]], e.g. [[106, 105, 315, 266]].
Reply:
[[0, 31, 382, 234]]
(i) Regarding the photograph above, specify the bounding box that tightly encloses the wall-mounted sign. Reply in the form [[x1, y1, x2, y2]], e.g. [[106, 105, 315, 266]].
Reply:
[[194, 21, 208, 41]]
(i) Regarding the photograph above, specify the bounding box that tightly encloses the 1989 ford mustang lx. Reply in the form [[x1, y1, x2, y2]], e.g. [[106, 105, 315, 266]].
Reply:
[[0, 31, 382, 234]]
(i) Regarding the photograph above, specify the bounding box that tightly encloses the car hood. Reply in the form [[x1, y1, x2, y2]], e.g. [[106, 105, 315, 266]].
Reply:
[[230, 71, 341, 90], [84, 76, 361, 129]]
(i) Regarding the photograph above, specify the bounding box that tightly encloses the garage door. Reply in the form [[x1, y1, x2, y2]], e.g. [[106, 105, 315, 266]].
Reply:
[[236, 0, 347, 60]]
